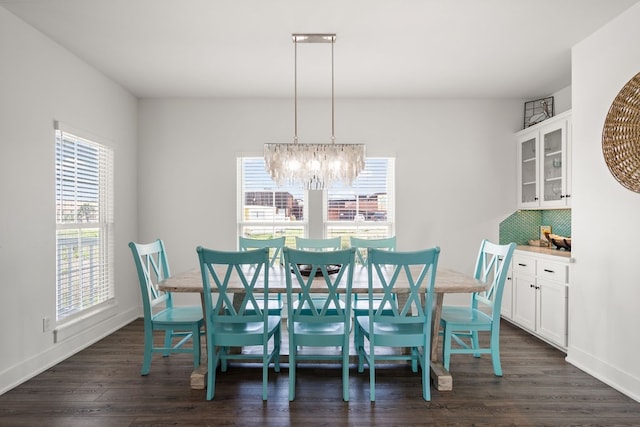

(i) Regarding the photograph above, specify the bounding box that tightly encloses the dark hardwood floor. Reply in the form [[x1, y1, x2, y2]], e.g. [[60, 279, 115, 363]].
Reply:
[[1, 319, 639, 426]]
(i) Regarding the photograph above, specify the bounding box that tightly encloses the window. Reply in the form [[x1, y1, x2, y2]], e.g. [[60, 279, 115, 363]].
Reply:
[[55, 123, 114, 322], [325, 157, 394, 240], [238, 158, 306, 247], [238, 157, 394, 246]]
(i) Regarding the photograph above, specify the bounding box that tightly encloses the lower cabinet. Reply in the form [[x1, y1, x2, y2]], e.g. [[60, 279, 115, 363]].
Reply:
[[502, 250, 569, 351]]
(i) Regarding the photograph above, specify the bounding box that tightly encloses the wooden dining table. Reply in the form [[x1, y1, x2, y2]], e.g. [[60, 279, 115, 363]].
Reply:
[[158, 265, 486, 392]]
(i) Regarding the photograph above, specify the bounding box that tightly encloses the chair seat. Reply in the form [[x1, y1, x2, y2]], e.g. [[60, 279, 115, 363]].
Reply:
[[357, 317, 425, 338], [352, 298, 395, 314], [440, 306, 493, 327], [212, 315, 281, 335], [292, 321, 345, 335], [152, 306, 203, 324]]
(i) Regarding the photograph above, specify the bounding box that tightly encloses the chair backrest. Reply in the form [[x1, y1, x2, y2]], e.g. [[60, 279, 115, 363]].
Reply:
[[128, 239, 173, 319], [239, 236, 285, 267], [472, 240, 516, 318], [349, 236, 396, 265], [295, 236, 342, 251], [196, 246, 270, 327], [367, 247, 440, 325], [284, 247, 355, 322]]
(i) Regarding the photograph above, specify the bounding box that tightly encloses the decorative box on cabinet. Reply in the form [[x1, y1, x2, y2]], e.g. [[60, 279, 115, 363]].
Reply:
[[506, 250, 569, 351], [516, 110, 572, 209]]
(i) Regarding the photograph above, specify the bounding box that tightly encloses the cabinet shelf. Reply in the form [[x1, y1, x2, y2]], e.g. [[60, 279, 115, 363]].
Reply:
[[545, 150, 562, 157]]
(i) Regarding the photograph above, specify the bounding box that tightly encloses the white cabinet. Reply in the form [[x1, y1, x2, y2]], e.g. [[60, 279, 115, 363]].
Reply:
[[516, 111, 572, 209], [506, 251, 569, 350]]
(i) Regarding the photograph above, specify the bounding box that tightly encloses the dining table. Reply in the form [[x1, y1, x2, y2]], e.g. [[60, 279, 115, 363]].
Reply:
[[158, 264, 487, 392]]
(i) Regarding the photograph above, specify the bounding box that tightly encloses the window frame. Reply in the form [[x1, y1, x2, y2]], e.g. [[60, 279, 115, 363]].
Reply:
[[55, 122, 115, 323], [237, 156, 395, 246]]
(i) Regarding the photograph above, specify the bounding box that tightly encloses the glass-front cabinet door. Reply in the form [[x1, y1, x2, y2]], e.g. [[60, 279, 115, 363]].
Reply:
[[515, 111, 571, 209], [540, 122, 567, 207], [517, 134, 539, 209]]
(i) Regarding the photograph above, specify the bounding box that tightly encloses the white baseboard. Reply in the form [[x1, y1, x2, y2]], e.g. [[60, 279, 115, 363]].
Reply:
[[566, 345, 640, 403], [0, 307, 139, 396]]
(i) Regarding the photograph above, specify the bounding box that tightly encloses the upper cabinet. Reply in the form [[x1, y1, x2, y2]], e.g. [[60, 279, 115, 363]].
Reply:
[[516, 111, 572, 209]]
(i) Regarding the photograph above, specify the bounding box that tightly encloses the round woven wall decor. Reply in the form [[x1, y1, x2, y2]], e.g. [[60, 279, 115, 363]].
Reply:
[[602, 71, 640, 193]]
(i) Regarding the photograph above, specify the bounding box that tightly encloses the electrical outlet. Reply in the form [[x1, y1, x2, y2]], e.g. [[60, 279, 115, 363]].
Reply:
[[43, 317, 51, 332]]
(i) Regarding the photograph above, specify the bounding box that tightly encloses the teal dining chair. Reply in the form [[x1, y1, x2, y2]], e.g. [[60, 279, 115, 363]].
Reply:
[[295, 236, 342, 251], [283, 247, 356, 402], [349, 236, 396, 265], [239, 236, 285, 267], [355, 247, 440, 401], [239, 236, 285, 314], [349, 236, 398, 347], [439, 240, 515, 376], [128, 239, 204, 376], [196, 246, 281, 400]]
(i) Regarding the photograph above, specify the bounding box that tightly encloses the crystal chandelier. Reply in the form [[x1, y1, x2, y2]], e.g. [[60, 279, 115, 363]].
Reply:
[[264, 34, 365, 190]]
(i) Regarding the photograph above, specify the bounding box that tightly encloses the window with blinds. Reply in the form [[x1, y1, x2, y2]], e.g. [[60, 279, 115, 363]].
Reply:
[[55, 123, 114, 322], [238, 158, 306, 247], [325, 158, 395, 239], [238, 157, 395, 245]]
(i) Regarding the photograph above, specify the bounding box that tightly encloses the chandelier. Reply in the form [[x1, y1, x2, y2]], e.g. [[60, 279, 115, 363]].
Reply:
[[264, 34, 365, 190]]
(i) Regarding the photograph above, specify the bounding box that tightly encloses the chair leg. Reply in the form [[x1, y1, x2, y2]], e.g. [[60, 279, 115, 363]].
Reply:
[[443, 327, 452, 371], [141, 328, 154, 375], [342, 339, 349, 402], [356, 324, 366, 373], [471, 330, 481, 358], [273, 327, 281, 373], [411, 347, 418, 373], [421, 336, 431, 401], [288, 325, 296, 401], [163, 330, 173, 357], [262, 352, 269, 401], [192, 325, 201, 369], [206, 338, 218, 401], [369, 339, 376, 402], [220, 347, 228, 372], [490, 329, 503, 376]]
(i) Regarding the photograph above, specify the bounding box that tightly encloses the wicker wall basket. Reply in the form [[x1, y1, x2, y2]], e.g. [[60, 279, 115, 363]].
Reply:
[[602, 71, 640, 193]]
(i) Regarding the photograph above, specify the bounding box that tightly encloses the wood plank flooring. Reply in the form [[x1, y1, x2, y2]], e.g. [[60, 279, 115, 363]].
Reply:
[[1, 319, 639, 426]]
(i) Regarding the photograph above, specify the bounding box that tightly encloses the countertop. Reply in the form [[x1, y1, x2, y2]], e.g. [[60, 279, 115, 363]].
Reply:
[[516, 245, 573, 262]]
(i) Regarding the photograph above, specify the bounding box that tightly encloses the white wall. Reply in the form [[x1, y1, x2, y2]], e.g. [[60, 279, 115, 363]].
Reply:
[[568, 2, 640, 401], [0, 8, 139, 393], [138, 97, 522, 307]]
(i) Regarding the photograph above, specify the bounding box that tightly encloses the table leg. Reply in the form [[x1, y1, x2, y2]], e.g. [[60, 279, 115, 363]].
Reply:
[[191, 293, 208, 389], [429, 292, 452, 391]]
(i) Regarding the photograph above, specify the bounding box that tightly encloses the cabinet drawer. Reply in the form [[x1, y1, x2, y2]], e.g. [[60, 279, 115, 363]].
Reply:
[[512, 255, 535, 276], [536, 260, 568, 283]]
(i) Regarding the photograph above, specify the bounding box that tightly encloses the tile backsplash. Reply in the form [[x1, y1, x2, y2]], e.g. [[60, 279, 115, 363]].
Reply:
[[499, 209, 571, 245]]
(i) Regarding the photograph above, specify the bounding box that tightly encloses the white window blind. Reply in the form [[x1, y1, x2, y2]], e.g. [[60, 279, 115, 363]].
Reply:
[[55, 123, 114, 321], [238, 157, 395, 244], [326, 157, 395, 239], [238, 158, 306, 246]]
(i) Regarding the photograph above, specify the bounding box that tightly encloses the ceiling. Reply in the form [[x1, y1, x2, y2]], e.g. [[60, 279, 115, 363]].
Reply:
[[2, 0, 639, 99]]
